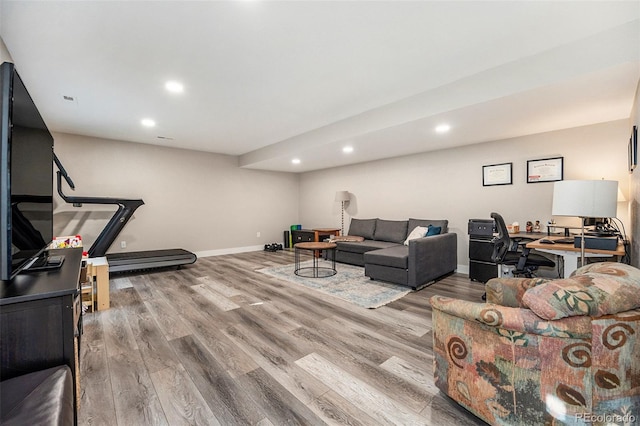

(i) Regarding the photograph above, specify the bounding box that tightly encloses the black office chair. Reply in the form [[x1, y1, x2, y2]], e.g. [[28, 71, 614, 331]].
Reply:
[[490, 212, 555, 277]]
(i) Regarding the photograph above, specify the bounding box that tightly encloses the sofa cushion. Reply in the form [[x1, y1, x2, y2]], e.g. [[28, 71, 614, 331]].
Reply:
[[404, 226, 428, 245], [408, 218, 448, 234], [364, 245, 409, 269], [335, 240, 399, 255], [374, 220, 408, 244], [347, 218, 377, 240], [522, 262, 640, 320]]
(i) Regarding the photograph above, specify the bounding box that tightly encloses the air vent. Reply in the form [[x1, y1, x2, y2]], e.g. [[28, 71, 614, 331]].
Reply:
[[157, 136, 174, 140]]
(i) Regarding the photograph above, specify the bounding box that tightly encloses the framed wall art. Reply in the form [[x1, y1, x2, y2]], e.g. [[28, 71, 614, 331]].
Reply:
[[527, 157, 563, 183], [483, 162, 512, 186]]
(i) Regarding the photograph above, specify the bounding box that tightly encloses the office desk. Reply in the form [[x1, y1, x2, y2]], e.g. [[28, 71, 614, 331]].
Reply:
[[527, 237, 625, 277]]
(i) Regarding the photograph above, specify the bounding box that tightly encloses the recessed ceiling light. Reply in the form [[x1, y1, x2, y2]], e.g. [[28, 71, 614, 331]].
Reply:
[[342, 146, 354, 153], [291, 158, 301, 165], [435, 124, 451, 134], [141, 118, 156, 127], [165, 80, 184, 93]]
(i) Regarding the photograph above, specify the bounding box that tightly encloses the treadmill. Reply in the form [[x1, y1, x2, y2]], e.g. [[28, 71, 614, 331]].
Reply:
[[54, 154, 197, 273]]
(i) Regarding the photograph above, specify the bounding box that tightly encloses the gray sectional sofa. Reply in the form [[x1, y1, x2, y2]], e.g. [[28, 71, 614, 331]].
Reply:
[[334, 218, 457, 289]]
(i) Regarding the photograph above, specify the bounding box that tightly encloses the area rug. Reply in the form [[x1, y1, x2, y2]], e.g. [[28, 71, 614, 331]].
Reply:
[[256, 260, 412, 309]]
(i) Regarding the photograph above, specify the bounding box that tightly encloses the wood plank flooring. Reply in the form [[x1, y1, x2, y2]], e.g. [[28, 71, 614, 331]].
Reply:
[[79, 250, 488, 425]]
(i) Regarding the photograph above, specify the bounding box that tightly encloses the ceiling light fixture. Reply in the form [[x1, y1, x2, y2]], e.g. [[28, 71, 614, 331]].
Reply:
[[141, 118, 156, 127], [165, 80, 184, 93], [291, 158, 301, 165], [435, 124, 451, 134], [342, 146, 354, 153]]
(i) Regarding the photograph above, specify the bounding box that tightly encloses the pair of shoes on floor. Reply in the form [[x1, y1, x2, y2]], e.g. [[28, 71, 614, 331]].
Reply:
[[264, 243, 283, 252]]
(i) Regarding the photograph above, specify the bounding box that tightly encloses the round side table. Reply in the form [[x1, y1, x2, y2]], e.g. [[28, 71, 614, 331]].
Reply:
[[294, 242, 337, 278]]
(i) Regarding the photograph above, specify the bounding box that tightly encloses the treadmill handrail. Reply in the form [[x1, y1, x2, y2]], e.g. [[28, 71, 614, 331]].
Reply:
[[55, 169, 145, 258], [57, 172, 144, 206]]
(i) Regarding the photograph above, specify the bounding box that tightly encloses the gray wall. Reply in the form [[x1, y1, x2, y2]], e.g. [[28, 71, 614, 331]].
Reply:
[[0, 38, 11, 63], [53, 133, 299, 257], [299, 120, 632, 271], [45, 120, 639, 270]]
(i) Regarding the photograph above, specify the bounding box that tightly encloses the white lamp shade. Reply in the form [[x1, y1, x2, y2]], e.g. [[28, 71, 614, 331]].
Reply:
[[552, 180, 618, 218], [335, 191, 350, 202]]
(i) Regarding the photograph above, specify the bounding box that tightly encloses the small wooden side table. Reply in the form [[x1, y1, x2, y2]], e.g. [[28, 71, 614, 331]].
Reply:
[[86, 257, 110, 311], [294, 242, 337, 278], [313, 228, 341, 242]]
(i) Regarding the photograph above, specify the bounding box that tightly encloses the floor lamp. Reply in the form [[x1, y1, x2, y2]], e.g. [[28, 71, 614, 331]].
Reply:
[[335, 191, 350, 236], [551, 180, 618, 266]]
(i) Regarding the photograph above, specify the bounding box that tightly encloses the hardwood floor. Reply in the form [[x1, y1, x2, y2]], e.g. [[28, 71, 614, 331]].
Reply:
[[79, 250, 488, 425]]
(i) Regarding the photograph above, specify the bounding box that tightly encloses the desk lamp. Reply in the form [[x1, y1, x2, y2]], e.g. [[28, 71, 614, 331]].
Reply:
[[335, 191, 350, 235], [551, 180, 618, 267]]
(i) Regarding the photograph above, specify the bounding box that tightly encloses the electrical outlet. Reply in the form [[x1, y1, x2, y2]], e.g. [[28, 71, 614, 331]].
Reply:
[[120, 241, 126, 249], [256, 231, 261, 238]]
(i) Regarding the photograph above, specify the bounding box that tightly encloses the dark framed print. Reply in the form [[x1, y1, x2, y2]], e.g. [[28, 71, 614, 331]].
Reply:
[[629, 125, 637, 173], [483, 162, 512, 186], [527, 157, 563, 183]]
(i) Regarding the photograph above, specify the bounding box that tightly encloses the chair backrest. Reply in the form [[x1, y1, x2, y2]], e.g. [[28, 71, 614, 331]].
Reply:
[[490, 212, 511, 263]]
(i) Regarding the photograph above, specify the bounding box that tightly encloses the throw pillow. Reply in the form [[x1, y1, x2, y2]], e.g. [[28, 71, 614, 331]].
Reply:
[[330, 235, 365, 242], [404, 226, 428, 245], [426, 225, 442, 236], [522, 262, 640, 320], [408, 218, 448, 234]]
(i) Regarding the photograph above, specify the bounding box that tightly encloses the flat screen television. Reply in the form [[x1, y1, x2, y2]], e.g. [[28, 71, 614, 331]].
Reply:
[[1, 62, 54, 281]]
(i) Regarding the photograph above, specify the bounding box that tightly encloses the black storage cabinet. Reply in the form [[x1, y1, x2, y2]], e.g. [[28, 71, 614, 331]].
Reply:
[[468, 219, 498, 283]]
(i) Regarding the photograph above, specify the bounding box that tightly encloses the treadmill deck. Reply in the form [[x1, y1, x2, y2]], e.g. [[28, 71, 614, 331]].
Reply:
[[106, 249, 197, 273]]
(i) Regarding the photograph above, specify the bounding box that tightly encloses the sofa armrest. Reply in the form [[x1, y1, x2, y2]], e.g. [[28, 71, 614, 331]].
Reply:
[[408, 232, 457, 286], [429, 295, 592, 338], [486, 277, 550, 307]]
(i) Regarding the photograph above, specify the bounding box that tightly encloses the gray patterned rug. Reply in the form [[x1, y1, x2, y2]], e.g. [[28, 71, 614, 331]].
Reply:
[[256, 260, 412, 309]]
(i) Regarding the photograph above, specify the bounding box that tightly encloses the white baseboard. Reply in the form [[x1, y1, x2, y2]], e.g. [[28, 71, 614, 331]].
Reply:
[[456, 264, 469, 275], [195, 245, 264, 258]]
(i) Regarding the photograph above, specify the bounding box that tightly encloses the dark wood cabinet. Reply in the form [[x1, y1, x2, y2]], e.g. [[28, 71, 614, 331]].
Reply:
[[291, 229, 315, 244], [0, 247, 82, 423]]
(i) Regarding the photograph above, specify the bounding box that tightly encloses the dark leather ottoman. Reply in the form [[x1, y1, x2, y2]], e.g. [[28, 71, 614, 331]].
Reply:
[[0, 365, 74, 425]]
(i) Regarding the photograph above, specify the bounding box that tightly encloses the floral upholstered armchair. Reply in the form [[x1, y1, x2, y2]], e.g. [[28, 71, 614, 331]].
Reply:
[[430, 262, 640, 425]]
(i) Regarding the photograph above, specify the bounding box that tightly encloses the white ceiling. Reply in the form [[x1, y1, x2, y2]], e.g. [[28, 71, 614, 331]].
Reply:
[[1, 1, 639, 172]]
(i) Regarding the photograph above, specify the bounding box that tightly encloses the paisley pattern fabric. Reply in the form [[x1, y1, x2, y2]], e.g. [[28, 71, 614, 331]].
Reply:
[[431, 263, 640, 425], [486, 277, 550, 308], [523, 262, 640, 320]]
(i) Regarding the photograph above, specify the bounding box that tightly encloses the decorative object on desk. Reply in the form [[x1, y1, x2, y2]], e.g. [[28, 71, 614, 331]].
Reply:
[[482, 162, 512, 186], [534, 220, 541, 232], [257, 261, 414, 308], [552, 180, 618, 266], [629, 125, 637, 173], [526, 221, 533, 233], [511, 221, 520, 233], [50, 235, 82, 249], [334, 190, 350, 235], [527, 156, 563, 183]]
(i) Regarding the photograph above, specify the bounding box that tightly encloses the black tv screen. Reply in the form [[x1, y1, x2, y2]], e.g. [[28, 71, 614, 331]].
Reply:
[[0, 62, 54, 281]]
